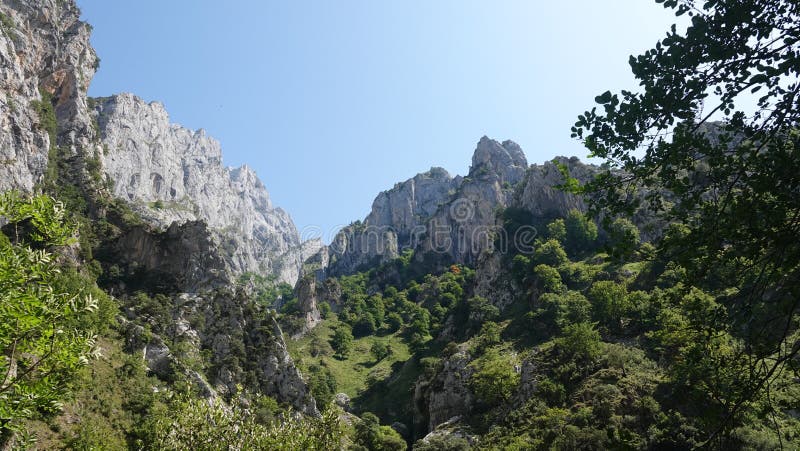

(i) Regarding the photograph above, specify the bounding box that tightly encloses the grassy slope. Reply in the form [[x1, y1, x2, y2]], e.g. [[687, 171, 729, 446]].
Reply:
[[287, 315, 411, 400]]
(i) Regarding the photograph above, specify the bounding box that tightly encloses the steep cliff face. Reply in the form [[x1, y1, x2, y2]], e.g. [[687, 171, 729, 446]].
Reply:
[[327, 167, 460, 276], [0, 0, 98, 193], [419, 137, 527, 265], [514, 156, 595, 218], [93, 93, 314, 285]]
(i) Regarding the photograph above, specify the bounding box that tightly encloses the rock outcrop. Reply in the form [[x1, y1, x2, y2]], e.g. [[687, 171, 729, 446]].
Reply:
[[327, 167, 460, 276], [414, 347, 476, 433], [324, 136, 532, 279], [0, 0, 99, 193], [321, 140, 606, 281], [93, 93, 314, 285]]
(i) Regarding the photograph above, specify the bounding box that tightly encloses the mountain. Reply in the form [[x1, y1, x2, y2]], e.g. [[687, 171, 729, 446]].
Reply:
[[93, 93, 319, 286], [312, 137, 595, 300], [0, 0, 319, 437]]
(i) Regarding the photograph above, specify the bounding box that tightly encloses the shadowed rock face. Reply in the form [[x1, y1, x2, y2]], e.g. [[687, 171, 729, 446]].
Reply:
[[93, 93, 317, 285]]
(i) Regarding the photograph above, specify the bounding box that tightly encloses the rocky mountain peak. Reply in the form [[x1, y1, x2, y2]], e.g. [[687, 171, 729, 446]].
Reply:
[[470, 136, 528, 185]]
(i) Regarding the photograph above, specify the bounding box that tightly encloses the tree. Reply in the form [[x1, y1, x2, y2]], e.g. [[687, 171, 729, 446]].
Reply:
[[570, 0, 800, 442], [370, 341, 391, 362], [533, 239, 569, 267], [556, 322, 602, 364], [144, 393, 345, 450], [469, 348, 520, 407], [0, 193, 100, 445], [330, 325, 353, 359], [533, 264, 564, 293], [354, 412, 405, 451], [563, 209, 598, 255], [587, 281, 631, 334], [607, 217, 640, 260], [547, 218, 567, 243]]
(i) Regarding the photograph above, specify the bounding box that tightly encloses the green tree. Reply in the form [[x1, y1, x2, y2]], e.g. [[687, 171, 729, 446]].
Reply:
[[563, 209, 598, 255], [571, 0, 800, 440], [143, 393, 345, 450], [556, 322, 602, 364], [533, 239, 569, 267], [546, 218, 567, 243], [0, 193, 100, 445], [533, 264, 564, 293], [354, 412, 405, 451], [607, 217, 640, 260], [469, 348, 520, 407], [370, 341, 391, 362], [587, 281, 631, 334], [330, 325, 353, 359]]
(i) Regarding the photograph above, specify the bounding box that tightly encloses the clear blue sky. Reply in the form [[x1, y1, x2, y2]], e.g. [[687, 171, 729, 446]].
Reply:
[[77, 0, 679, 242]]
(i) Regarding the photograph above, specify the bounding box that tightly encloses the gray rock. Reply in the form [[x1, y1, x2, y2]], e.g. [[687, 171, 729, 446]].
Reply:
[[333, 392, 351, 412], [0, 0, 99, 193], [93, 93, 317, 285], [415, 349, 476, 432]]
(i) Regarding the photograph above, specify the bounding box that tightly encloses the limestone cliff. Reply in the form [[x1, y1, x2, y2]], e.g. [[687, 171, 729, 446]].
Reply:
[[327, 167, 460, 276], [93, 93, 315, 285], [0, 0, 99, 193]]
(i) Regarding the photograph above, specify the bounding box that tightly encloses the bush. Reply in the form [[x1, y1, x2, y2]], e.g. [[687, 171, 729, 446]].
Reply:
[[385, 312, 403, 332], [533, 239, 569, 267], [469, 349, 520, 407], [0, 193, 100, 439], [607, 217, 640, 260], [564, 209, 598, 255], [556, 322, 602, 363], [467, 296, 499, 327], [473, 321, 502, 354], [352, 314, 378, 337], [143, 394, 344, 450], [533, 264, 564, 293], [370, 341, 391, 362], [354, 412, 405, 451], [587, 281, 630, 334], [547, 218, 567, 243]]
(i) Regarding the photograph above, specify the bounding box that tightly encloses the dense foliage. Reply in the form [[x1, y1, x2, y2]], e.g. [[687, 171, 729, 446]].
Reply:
[[0, 193, 107, 447], [569, 0, 800, 445]]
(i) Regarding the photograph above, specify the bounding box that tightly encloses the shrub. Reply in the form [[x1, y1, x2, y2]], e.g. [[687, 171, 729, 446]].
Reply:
[[556, 322, 602, 363], [533, 264, 564, 293], [533, 239, 569, 267], [469, 349, 520, 407], [370, 341, 391, 362], [547, 218, 567, 243], [587, 281, 630, 334]]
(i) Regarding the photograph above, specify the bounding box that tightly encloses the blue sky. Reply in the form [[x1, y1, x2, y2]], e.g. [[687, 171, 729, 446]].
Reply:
[[78, 1, 679, 242]]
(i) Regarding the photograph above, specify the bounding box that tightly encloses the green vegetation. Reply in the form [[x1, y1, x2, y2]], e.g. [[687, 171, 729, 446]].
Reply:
[[0, 193, 109, 447], [353, 412, 405, 451], [0, 12, 14, 32], [142, 394, 345, 450], [287, 316, 411, 400]]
